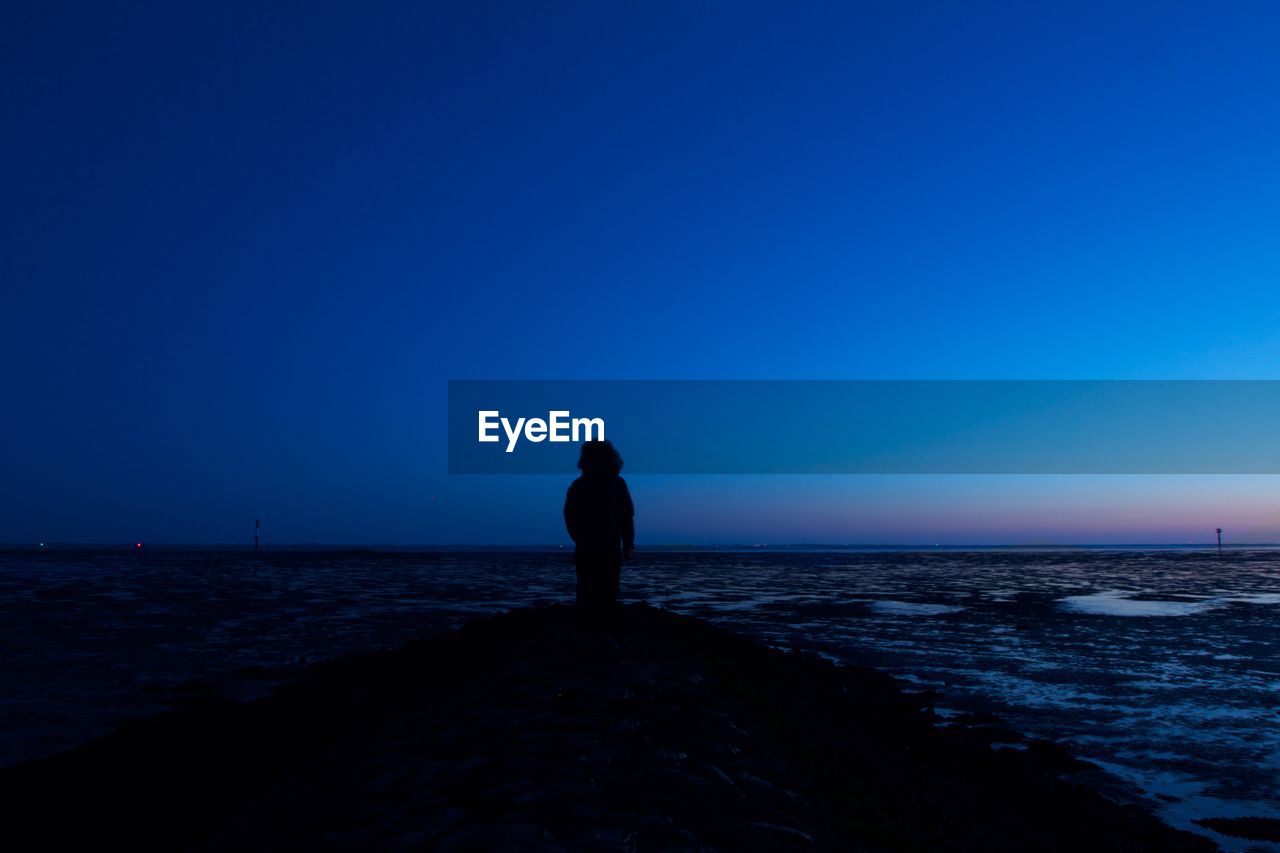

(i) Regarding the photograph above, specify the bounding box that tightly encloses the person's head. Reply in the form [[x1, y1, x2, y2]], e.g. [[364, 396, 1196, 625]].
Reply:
[[577, 439, 623, 476]]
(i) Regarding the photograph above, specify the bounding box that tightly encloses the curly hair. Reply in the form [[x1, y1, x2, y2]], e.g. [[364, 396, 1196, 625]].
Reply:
[[577, 439, 623, 476]]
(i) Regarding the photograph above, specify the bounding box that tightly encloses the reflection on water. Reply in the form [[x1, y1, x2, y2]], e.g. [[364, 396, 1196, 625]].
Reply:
[[1, 548, 1277, 849], [1059, 590, 1227, 617], [868, 599, 965, 616]]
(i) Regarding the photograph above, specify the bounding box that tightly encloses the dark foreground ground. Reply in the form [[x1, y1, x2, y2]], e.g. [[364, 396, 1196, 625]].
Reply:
[[0, 605, 1217, 851]]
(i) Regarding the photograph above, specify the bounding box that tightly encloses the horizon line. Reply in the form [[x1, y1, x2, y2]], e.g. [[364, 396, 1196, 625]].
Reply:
[[4, 542, 1273, 551]]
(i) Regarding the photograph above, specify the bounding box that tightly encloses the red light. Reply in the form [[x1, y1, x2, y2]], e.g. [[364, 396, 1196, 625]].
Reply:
[[135, 542, 142, 549]]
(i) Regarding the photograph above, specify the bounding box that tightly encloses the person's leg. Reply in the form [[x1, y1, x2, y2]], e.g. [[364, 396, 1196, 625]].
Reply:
[[605, 560, 621, 605], [574, 557, 620, 636], [576, 560, 608, 607], [575, 563, 588, 607]]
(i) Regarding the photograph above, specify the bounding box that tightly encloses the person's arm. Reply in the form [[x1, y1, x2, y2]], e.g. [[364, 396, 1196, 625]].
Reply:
[[619, 478, 635, 558], [564, 482, 581, 543]]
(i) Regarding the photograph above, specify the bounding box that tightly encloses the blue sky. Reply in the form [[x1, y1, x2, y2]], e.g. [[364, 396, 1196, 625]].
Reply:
[[3, 2, 1280, 544]]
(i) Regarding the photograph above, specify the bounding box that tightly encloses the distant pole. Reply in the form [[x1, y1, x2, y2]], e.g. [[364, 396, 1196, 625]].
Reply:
[[255, 519, 261, 551], [1216, 528, 1222, 554]]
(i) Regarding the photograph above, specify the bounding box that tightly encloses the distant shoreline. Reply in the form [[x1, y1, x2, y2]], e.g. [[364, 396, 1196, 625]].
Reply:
[[5, 542, 1278, 553]]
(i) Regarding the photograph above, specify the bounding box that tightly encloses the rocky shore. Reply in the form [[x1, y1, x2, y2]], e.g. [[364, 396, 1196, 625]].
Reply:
[[0, 604, 1215, 851]]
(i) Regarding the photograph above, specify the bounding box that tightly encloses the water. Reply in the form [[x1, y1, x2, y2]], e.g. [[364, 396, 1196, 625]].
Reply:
[[2, 548, 1277, 849]]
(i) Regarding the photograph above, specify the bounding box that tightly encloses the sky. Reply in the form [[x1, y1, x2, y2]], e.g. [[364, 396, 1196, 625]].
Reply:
[[3, 1, 1280, 545]]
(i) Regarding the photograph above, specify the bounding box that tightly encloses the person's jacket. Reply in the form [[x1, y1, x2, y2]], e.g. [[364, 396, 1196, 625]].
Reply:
[[564, 473, 634, 558]]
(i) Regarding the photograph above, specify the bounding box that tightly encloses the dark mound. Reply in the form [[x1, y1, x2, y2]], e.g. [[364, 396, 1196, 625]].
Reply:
[[1195, 816, 1280, 842], [0, 604, 1213, 851]]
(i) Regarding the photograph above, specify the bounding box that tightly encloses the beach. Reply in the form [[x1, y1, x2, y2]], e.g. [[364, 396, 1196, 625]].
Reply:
[[3, 548, 1279, 849], [0, 603, 1218, 850]]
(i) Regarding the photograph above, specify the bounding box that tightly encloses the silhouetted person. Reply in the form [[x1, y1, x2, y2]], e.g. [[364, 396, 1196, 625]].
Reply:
[[564, 440, 634, 614]]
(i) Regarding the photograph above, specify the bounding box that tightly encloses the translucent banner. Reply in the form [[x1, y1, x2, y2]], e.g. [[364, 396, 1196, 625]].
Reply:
[[447, 380, 1280, 474]]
